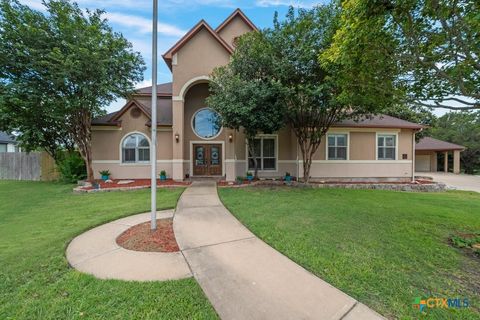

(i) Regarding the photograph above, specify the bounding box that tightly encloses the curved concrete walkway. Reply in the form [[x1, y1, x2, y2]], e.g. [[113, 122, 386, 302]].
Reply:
[[174, 181, 384, 320], [67, 182, 384, 319], [66, 210, 191, 281]]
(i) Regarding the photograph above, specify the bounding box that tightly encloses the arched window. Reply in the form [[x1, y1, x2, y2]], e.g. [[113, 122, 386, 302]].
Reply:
[[122, 133, 150, 163]]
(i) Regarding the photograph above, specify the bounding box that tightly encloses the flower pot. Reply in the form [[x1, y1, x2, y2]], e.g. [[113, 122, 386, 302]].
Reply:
[[247, 176, 253, 182], [160, 175, 167, 181], [101, 175, 109, 181], [285, 176, 292, 182]]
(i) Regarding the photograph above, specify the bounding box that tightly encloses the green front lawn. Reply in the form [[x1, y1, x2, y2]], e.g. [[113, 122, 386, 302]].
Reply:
[[0, 181, 217, 320], [219, 187, 480, 319]]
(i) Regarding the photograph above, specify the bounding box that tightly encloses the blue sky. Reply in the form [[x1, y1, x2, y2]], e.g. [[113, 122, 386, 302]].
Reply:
[[20, 0, 323, 112]]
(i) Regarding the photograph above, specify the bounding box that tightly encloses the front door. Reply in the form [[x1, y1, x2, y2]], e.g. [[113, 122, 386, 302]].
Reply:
[[193, 144, 222, 176]]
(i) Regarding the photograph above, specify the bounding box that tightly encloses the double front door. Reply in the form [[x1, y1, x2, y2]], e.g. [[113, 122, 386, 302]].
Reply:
[[193, 144, 222, 176]]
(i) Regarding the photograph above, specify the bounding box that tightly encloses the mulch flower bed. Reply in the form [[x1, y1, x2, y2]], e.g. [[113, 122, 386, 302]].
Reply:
[[78, 179, 191, 192], [116, 218, 180, 252]]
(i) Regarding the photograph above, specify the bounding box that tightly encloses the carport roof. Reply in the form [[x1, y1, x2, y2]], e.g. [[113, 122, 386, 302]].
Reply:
[[416, 137, 465, 151]]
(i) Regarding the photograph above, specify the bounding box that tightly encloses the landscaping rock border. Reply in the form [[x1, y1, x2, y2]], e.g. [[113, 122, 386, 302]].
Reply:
[[220, 180, 447, 192]]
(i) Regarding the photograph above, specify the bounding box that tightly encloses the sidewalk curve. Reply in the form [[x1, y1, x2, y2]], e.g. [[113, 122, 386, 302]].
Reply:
[[66, 210, 191, 281]]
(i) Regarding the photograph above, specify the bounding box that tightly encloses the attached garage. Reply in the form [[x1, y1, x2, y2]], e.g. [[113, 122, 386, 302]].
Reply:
[[415, 137, 465, 174], [415, 154, 431, 172]]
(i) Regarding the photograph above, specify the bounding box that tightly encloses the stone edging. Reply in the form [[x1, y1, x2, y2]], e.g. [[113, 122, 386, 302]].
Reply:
[[220, 180, 447, 192]]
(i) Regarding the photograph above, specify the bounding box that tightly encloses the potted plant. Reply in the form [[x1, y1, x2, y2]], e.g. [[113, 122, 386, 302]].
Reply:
[[246, 172, 254, 182], [99, 170, 111, 182], [236, 176, 245, 185], [160, 170, 167, 181], [285, 172, 292, 182]]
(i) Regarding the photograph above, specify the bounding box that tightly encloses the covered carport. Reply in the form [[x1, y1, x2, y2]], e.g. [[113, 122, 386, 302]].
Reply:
[[415, 137, 465, 174]]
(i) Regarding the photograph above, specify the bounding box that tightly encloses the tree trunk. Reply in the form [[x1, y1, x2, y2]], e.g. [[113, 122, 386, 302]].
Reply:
[[247, 138, 259, 179], [302, 157, 312, 184], [71, 108, 95, 182]]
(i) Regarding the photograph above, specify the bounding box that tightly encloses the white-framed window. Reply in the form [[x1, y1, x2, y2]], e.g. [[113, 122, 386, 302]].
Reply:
[[327, 134, 348, 160], [247, 136, 277, 171], [122, 133, 150, 163], [377, 134, 397, 160], [0, 143, 7, 153]]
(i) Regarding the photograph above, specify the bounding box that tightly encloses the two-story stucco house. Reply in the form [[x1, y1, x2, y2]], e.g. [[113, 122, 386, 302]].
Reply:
[[91, 9, 427, 182]]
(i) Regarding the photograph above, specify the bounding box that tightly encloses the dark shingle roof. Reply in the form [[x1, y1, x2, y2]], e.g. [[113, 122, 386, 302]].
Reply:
[[333, 114, 424, 129], [0, 131, 17, 144], [416, 137, 464, 151], [91, 112, 119, 125], [135, 82, 172, 95]]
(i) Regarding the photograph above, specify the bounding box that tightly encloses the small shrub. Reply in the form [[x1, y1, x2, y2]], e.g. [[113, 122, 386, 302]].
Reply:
[[246, 172, 253, 177], [58, 152, 87, 183], [451, 233, 480, 248], [450, 232, 480, 257], [160, 170, 167, 176]]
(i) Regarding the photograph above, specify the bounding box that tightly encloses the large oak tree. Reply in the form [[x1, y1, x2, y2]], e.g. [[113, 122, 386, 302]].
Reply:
[[0, 0, 145, 180]]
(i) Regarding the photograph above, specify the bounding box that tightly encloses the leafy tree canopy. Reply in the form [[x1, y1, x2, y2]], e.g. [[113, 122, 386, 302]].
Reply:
[[207, 31, 286, 177], [0, 0, 145, 180], [430, 111, 480, 174], [325, 0, 480, 111]]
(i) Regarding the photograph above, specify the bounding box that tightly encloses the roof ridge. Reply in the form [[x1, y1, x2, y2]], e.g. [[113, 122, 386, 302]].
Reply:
[[215, 8, 258, 33]]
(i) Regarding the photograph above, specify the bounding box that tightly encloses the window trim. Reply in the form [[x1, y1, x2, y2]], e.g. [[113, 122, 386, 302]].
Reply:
[[376, 132, 398, 161], [326, 132, 350, 161], [191, 107, 223, 140], [0, 143, 7, 153], [119, 132, 151, 165], [245, 134, 278, 172]]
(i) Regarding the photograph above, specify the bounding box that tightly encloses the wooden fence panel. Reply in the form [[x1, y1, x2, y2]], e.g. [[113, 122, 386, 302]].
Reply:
[[0, 152, 42, 181]]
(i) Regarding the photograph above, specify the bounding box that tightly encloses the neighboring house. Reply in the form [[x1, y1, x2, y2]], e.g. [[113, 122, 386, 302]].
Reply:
[[92, 9, 426, 182], [415, 137, 464, 174], [0, 131, 20, 153]]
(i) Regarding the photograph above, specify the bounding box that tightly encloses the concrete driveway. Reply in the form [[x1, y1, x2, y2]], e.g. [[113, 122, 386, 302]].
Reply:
[[418, 172, 480, 193]]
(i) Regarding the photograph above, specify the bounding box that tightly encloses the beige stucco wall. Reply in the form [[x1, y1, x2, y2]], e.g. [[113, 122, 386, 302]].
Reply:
[[172, 28, 231, 96], [310, 129, 414, 161], [217, 16, 254, 48], [91, 108, 173, 179]]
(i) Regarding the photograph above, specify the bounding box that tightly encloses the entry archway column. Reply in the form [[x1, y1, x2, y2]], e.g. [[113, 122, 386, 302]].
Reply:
[[172, 98, 184, 180]]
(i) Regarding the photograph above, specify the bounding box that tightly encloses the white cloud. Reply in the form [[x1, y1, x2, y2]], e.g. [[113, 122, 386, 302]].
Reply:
[[19, 0, 46, 10], [104, 12, 186, 37], [135, 79, 152, 89], [256, 0, 318, 8]]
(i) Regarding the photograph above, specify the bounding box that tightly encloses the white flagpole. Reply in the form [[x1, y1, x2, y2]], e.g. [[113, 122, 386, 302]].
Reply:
[[151, 0, 158, 230]]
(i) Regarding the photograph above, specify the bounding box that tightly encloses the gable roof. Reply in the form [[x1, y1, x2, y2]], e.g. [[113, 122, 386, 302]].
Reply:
[[92, 96, 172, 127], [0, 131, 17, 144], [215, 8, 258, 33], [333, 114, 425, 130], [416, 137, 465, 151], [162, 20, 234, 70]]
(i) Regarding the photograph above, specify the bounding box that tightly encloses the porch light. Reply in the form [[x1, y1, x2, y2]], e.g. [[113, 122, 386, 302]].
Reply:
[[228, 133, 233, 143], [175, 133, 180, 143]]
